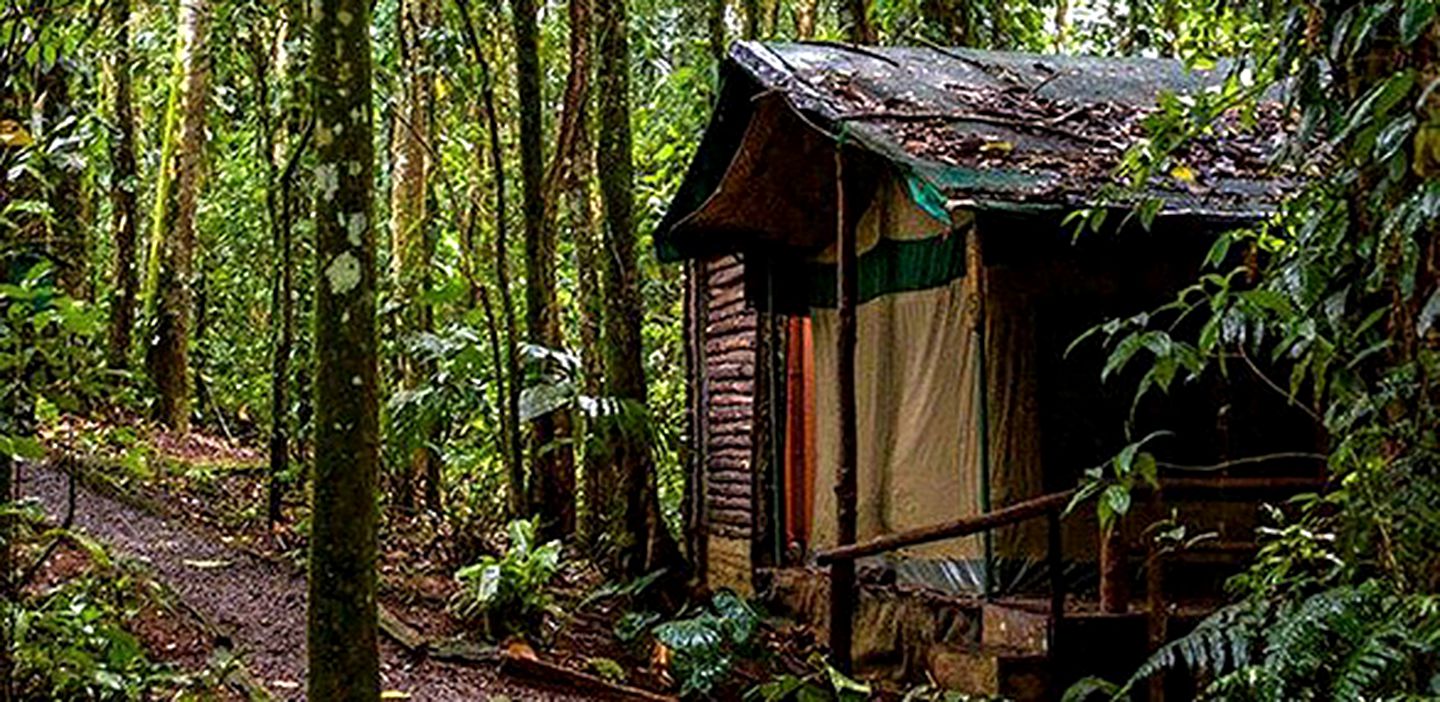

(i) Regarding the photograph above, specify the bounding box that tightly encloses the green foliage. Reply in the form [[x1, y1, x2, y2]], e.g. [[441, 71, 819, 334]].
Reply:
[[746, 653, 872, 702], [450, 518, 563, 639], [1064, 1, 1440, 699], [6, 573, 175, 700], [0, 262, 113, 447], [586, 656, 628, 683], [652, 589, 763, 698]]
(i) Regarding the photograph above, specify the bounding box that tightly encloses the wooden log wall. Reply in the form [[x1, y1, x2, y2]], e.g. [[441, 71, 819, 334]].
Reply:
[[702, 254, 758, 541]]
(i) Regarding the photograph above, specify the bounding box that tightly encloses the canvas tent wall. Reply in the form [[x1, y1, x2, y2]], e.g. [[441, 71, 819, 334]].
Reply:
[[669, 41, 1304, 597]]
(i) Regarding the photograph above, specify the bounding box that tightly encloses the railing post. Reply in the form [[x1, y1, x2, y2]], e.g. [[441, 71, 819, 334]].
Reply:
[[828, 143, 859, 674], [1145, 512, 1167, 702], [1100, 526, 1128, 614], [1047, 509, 1063, 651]]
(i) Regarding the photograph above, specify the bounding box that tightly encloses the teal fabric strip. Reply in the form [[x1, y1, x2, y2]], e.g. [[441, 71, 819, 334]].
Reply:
[[805, 230, 967, 308]]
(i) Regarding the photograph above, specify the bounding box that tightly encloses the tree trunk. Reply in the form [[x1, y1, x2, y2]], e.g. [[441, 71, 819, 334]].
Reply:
[[391, 0, 438, 513], [847, 0, 874, 43], [742, 0, 761, 39], [145, 0, 211, 434], [307, 0, 380, 690], [455, 0, 526, 518], [549, 0, 594, 541], [511, 0, 575, 540], [920, 0, 967, 45], [106, 0, 140, 369], [264, 3, 307, 527], [0, 450, 10, 702], [796, 0, 819, 39], [593, 0, 680, 577], [708, 0, 726, 67]]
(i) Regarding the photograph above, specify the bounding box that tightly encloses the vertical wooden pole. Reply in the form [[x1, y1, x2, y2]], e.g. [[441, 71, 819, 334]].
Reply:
[[1047, 509, 1064, 652], [1145, 534, 1167, 702], [966, 221, 994, 597], [828, 147, 859, 674], [1100, 527, 1128, 613]]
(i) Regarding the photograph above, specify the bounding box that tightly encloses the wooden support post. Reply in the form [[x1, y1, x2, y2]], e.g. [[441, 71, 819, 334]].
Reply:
[[1145, 489, 1167, 702], [828, 147, 859, 674], [1047, 509, 1064, 653], [1146, 533, 1167, 702], [1100, 526, 1128, 613], [966, 222, 994, 598]]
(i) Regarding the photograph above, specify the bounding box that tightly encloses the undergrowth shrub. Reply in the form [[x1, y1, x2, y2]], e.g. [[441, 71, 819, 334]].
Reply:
[[451, 517, 561, 638], [651, 589, 762, 698]]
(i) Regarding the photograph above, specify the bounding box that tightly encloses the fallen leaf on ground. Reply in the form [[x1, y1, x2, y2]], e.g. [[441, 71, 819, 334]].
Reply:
[[182, 559, 231, 569]]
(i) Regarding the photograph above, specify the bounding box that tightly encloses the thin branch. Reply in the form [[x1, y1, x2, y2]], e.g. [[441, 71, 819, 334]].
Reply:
[[794, 39, 899, 67], [836, 109, 1108, 145], [1237, 343, 1322, 422], [1157, 451, 1328, 473]]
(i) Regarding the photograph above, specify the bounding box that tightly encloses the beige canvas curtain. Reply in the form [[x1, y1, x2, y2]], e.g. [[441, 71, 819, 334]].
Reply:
[[807, 175, 1043, 564]]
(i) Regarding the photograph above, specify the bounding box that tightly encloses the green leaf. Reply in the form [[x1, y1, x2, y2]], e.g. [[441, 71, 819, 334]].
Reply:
[[1103, 485, 1132, 526], [1401, 0, 1437, 45], [476, 564, 502, 603]]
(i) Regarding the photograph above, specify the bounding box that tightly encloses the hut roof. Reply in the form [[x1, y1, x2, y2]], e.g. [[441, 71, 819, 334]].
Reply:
[[655, 41, 1293, 262]]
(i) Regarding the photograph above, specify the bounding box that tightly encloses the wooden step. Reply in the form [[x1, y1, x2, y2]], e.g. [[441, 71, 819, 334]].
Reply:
[[927, 644, 1049, 702], [982, 602, 1051, 655]]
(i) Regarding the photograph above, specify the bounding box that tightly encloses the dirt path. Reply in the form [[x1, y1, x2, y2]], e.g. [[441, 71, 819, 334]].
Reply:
[[16, 462, 582, 701]]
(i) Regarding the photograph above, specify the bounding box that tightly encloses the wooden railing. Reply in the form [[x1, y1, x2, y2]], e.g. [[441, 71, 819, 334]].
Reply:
[[813, 475, 1328, 671]]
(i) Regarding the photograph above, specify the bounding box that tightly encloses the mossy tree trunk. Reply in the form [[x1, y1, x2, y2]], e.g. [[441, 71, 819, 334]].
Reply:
[[707, 0, 726, 67], [145, 0, 211, 433], [307, 0, 380, 690], [549, 0, 602, 537], [106, 0, 140, 369], [390, 0, 439, 513], [455, 0, 526, 518], [796, 0, 819, 39], [512, 0, 575, 540], [592, 0, 681, 577], [848, 0, 875, 43], [262, 0, 308, 526]]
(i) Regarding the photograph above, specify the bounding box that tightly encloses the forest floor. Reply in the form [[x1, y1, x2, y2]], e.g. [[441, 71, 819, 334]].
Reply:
[[16, 413, 722, 700], [14, 457, 632, 701]]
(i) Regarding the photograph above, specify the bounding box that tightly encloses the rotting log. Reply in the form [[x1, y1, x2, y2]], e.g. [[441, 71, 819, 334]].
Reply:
[[828, 146, 859, 674]]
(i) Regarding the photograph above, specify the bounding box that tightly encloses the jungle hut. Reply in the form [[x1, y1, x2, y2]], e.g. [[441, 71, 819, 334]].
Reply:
[[661, 42, 1321, 694]]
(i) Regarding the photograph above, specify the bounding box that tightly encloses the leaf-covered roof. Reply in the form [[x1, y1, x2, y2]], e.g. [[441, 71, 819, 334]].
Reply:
[[656, 41, 1293, 262]]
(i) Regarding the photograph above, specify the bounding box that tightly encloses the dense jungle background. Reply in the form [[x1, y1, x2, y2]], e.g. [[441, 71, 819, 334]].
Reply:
[[4, 0, 1440, 699]]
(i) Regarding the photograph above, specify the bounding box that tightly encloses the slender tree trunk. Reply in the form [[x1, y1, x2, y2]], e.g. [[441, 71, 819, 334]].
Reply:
[[106, 0, 140, 369], [265, 6, 307, 527], [511, 0, 575, 540], [391, 0, 438, 513], [455, 0, 526, 518], [307, 0, 380, 689], [796, 0, 819, 39], [990, 0, 1005, 48], [553, 0, 605, 546], [0, 449, 10, 702], [742, 0, 760, 38], [847, 0, 874, 43], [593, 0, 680, 577], [1055, 0, 1070, 51], [708, 0, 726, 67], [146, 0, 211, 433], [529, 0, 594, 539]]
